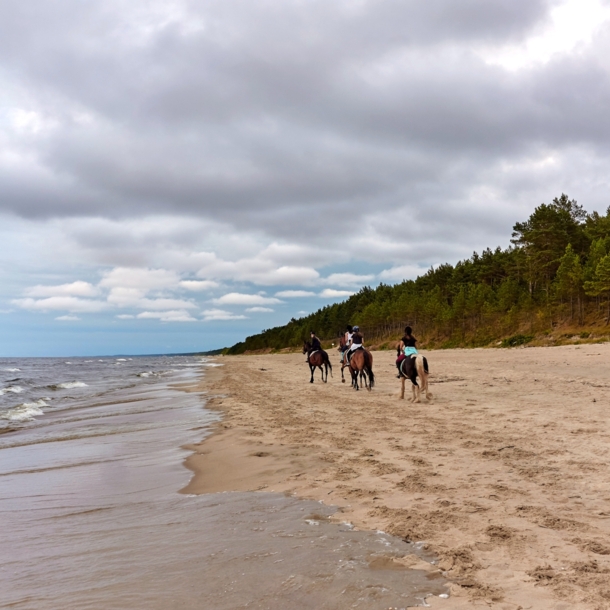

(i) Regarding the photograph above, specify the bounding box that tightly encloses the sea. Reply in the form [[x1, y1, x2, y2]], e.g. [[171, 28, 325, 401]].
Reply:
[[0, 356, 447, 609]]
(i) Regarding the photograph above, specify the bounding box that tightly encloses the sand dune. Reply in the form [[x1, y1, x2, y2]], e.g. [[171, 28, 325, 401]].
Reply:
[[183, 345, 610, 609]]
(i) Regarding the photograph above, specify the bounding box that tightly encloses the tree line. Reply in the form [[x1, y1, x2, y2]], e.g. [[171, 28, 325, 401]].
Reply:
[[227, 195, 610, 353]]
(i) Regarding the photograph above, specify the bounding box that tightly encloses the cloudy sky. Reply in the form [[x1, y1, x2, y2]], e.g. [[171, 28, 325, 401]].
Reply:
[[1, 0, 610, 356]]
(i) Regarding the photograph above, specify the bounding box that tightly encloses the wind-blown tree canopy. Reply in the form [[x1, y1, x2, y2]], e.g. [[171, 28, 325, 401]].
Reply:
[[228, 196, 610, 353]]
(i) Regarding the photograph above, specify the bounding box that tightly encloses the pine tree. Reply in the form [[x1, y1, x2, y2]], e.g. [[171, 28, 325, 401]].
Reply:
[[584, 254, 610, 323], [554, 244, 583, 321]]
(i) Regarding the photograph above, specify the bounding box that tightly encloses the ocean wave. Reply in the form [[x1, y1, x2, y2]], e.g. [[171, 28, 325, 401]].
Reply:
[[48, 381, 88, 390], [1, 400, 48, 422], [2, 368, 20, 372], [116, 358, 127, 362], [202, 363, 224, 367], [0, 385, 24, 396], [137, 372, 155, 378]]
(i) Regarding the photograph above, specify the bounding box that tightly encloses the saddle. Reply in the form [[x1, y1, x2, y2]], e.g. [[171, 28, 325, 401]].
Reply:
[[346, 346, 364, 363], [308, 350, 319, 360]]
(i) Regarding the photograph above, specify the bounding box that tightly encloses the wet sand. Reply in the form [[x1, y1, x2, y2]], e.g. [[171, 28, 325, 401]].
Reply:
[[183, 345, 610, 609]]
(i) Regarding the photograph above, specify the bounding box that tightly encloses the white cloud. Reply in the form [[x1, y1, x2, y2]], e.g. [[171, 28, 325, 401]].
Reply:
[[179, 280, 219, 291], [136, 310, 197, 322], [245, 307, 274, 313], [483, 0, 610, 71], [116, 314, 135, 319], [213, 292, 282, 305], [378, 265, 427, 282], [318, 289, 354, 298], [99, 267, 180, 291], [275, 290, 317, 298], [25, 281, 99, 298], [201, 308, 247, 321], [106, 288, 197, 310], [55, 315, 80, 321], [14, 296, 108, 313], [320, 273, 374, 287], [195, 253, 321, 286]]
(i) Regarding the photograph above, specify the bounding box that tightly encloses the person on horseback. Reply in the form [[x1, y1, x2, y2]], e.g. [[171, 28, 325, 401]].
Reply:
[[340, 324, 353, 364], [346, 325, 364, 364], [306, 330, 321, 362], [396, 326, 418, 376]]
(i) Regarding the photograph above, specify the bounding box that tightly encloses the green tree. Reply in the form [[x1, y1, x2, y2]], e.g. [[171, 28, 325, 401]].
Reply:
[[584, 254, 610, 323], [512, 194, 587, 295], [554, 244, 583, 322]]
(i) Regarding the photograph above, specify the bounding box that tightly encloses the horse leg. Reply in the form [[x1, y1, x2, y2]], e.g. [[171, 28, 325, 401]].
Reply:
[[400, 376, 405, 400], [351, 368, 359, 390], [319, 364, 325, 383], [411, 375, 421, 403], [323, 362, 328, 383], [309, 364, 314, 383], [341, 364, 345, 383]]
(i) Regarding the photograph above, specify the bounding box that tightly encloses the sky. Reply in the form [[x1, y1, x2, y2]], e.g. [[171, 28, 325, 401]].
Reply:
[[1, 0, 610, 356]]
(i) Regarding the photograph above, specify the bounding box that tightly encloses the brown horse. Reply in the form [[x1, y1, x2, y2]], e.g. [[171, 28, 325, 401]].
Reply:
[[303, 341, 332, 383], [343, 347, 374, 391]]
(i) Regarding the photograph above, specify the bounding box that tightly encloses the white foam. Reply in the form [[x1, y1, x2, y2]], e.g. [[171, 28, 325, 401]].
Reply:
[[52, 381, 88, 389], [2, 368, 20, 372], [202, 363, 224, 367], [1, 400, 48, 422], [116, 358, 127, 362], [0, 386, 24, 396], [137, 372, 154, 378]]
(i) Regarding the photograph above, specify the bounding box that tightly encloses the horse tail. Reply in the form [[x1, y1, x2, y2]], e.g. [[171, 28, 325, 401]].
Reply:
[[327, 355, 333, 377], [415, 355, 430, 396], [365, 350, 374, 388]]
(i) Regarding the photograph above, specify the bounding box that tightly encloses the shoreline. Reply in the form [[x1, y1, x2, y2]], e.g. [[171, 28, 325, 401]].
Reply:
[[183, 347, 610, 609]]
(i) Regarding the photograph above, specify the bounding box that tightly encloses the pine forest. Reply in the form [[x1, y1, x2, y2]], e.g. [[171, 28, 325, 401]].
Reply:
[[227, 195, 610, 353]]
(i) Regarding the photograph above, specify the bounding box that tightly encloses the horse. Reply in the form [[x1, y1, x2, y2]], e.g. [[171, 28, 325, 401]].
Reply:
[[303, 341, 332, 383], [397, 349, 432, 402], [344, 347, 374, 391]]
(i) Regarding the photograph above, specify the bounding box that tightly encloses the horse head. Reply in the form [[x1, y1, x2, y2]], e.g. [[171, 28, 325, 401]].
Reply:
[[302, 341, 311, 354]]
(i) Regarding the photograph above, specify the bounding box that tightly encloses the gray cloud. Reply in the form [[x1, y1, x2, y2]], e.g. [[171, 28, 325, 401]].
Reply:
[[1, 0, 609, 272]]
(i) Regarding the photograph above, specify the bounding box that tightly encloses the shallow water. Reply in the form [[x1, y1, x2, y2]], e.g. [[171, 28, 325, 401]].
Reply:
[[0, 357, 448, 609]]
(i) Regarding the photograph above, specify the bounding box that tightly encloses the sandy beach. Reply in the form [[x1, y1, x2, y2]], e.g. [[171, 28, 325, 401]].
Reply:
[[183, 345, 610, 609]]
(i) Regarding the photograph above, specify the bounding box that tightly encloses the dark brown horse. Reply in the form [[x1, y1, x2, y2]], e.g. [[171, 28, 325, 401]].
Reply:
[[303, 341, 332, 383], [343, 347, 374, 391]]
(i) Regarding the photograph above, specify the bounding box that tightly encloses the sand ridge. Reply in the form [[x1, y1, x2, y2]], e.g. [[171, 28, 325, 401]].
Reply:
[[182, 345, 610, 609]]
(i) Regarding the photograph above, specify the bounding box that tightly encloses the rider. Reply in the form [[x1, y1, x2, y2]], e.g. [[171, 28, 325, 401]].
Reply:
[[306, 330, 321, 362], [396, 326, 418, 376], [340, 324, 353, 364], [346, 325, 364, 363]]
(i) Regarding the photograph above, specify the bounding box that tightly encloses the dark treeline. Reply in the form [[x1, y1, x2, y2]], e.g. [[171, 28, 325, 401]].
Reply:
[[227, 195, 610, 353]]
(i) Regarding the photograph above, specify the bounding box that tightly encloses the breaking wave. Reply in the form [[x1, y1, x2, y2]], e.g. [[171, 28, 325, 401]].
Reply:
[[48, 381, 88, 390], [1, 400, 48, 422], [0, 386, 24, 396]]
